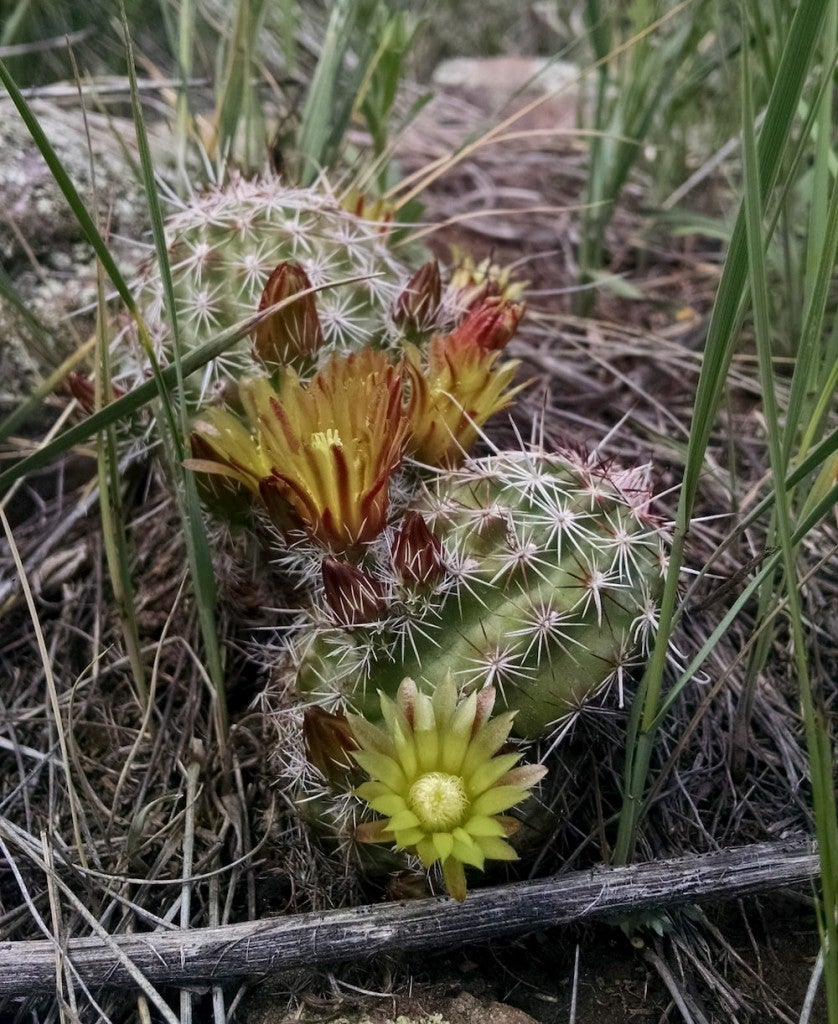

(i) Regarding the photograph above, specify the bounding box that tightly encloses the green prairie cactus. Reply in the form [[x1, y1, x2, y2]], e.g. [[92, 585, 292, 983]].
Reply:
[[119, 176, 410, 400], [293, 448, 667, 739]]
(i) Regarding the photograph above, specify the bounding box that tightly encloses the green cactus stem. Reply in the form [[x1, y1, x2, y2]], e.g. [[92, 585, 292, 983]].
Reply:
[[292, 448, 667, 739], [119, 176, 410, 400]]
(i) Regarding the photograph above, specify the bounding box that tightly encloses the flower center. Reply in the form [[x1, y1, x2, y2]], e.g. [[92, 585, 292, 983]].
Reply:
[[408, 772, 469, 830], [310, 428, 342, 451]]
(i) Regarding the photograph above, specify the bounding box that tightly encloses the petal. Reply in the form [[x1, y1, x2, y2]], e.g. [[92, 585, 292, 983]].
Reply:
[[414, 691, 435, 733], [472, 686, 496, 734], [368, 793, 409, 817], [391, 826, 425, 848], [431, 832, 454, 861], [355, 781, 392, 802], [462, 815, 506, 838], [470, 784, 530, 817], [388, 808, 421, 832], [351, 750, 408, 793], [414, 727, 440, 772], [416, 836, 439, 868], [459, 712, 516, 778], [442, 858, 468, 901], [396, 677, 419, 728], [474, 835, 518, 862], [392, 720, 418, 779], [452, 837, 485, 870], [497, 764, 548, 790], [347, 714, 395, 758], [465, 752, 521, 797], [431, 673, 459, 731], [452, 827, 485, 868], [439, 730, 471, 776], [494, 815, 521, 837]]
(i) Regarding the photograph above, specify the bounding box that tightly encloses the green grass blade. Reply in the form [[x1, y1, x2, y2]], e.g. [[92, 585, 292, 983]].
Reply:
[[120, 0, 232, 740], [740, 28, 838, 1016], [295, 0, 372, 184], [213, 0, 268, 170]]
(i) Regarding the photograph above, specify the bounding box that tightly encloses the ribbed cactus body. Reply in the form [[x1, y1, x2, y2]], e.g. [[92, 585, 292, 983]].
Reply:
[[124, 177, 408, 398], [294, 450, 666, 739]]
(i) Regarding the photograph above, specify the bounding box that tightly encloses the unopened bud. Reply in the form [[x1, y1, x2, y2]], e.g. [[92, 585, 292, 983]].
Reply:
[[322, 557, 384, 625], [252, 261, 324, 368], [303, 706, 358, 783], [393, 260, 441, 337], [65, 372, 125, 414], [391, 513, 445, 587], [449, 298, 524, 353]]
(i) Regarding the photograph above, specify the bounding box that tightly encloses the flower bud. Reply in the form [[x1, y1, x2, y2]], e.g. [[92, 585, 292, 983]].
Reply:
[[303, 706, 359, 783], [251, 261, 324, 368], [65, 372, 125, 414], [322, 557, 385, 626], [449, 297, 524, 353], [391, 513, 445, 587], [393, 260, 441, 337]]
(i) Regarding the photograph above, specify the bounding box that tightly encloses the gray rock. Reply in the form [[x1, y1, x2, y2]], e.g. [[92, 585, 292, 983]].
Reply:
[[0, 100, 152, 417]]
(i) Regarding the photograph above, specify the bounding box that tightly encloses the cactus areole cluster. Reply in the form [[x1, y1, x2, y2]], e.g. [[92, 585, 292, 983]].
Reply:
[[126, 177, 668, 899]]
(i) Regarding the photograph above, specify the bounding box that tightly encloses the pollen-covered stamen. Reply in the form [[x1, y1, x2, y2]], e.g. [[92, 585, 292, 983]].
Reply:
[[311, 429, 342, 451], [408, 772, 469, 831]]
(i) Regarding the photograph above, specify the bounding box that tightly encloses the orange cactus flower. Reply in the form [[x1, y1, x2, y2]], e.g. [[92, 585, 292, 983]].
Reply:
[[188, 349, 410, 550], [404, 334, 528, 468], [251, 349, 409, 550]]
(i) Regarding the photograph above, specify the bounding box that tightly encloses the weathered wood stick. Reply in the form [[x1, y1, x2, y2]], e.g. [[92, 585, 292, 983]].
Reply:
[[0, 839, 817, 995]]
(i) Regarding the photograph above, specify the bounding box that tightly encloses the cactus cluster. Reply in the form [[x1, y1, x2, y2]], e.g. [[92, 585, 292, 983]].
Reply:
[[158, 186, 668, 897]]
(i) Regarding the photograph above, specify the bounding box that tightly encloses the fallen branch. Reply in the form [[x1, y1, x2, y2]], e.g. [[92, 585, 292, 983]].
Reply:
[[0, 839, 817, 995]]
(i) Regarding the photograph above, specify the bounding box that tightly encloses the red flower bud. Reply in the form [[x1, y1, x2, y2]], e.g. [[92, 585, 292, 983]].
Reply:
[[251, 261, 324, 368], [391, 512, 445, 587], [449, 297, 524, 353], [65, 372, 125, 414], [393, 260, 441, 336], [322, 557, 385, 626], [303, 706, 359, 783]]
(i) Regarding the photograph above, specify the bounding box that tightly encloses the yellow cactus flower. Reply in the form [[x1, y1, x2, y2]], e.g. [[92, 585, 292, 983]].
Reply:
[[348, 676, 547, 901], [248, 350, 409, 550], [405, 333, 528, 468], [448, 246, 528, 310], [188, 406, 273, 496], [188, 348, 410, 551]]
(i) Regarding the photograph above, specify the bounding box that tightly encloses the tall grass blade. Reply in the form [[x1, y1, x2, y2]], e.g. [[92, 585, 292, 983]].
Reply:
[[119, 0, 227, 741], [212, 0, 268, 170], [740, 27, 838, 1017]]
